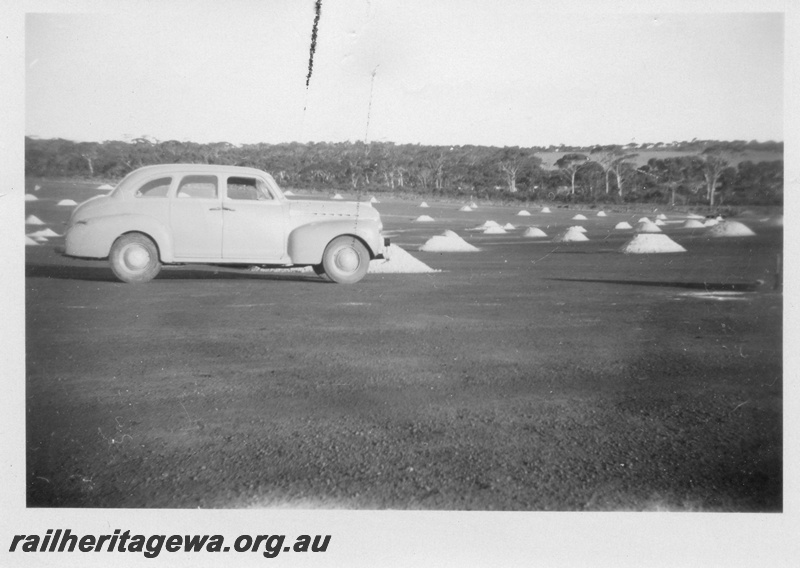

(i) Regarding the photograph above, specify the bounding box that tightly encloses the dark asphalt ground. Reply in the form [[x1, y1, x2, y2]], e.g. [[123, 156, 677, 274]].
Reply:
[[24, 182, 783, 511]]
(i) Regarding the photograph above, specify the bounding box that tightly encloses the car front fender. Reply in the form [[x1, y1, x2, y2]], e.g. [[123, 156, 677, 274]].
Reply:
[[288, 219, 384, 265], [65, 214, 175, 261]]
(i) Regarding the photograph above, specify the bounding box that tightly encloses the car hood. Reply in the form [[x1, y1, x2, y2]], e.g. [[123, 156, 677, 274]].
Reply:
[[288, 199, 379, 221]]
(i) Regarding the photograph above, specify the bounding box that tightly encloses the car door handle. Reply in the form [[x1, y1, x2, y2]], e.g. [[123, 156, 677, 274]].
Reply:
[[209, 206, 223, 211], [223, 206, 236, 211]]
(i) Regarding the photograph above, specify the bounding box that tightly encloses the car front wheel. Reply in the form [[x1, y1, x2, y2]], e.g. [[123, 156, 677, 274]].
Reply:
[[321, 236, 370, 284], [109, 233, 162, 283]]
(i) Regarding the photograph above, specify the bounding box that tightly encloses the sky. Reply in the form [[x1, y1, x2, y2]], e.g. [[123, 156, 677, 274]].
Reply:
[[24, 1, 785, 148]]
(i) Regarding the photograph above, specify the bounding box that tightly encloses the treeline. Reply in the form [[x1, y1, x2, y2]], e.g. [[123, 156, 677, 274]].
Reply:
[[25, 137, 783, 206]]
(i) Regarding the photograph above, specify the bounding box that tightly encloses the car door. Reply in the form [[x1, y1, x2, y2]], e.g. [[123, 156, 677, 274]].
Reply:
[[221, 175, 288, 262], [169, 174, 224, 259]]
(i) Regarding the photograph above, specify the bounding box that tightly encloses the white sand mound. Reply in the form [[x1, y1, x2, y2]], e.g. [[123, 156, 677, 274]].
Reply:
[[703, 218, 719, 227], [369, 244, 440, 273], [656, 213, 667, 220], [571, 225, 587, 233], [596, 211, 607, 217], [25, 236, 40, 246], [483, 226, 507, 234], [419, 202, 430, 208], [459, 205, 473, 212], [683, 219, 706, 229], [97, 183, 114, 190], [541, 207, 552, 213], [34, 185, 42, 191], [370, 196, 379, 203], [572, 214, 587, 220], [28, 228, 60, 238], [57, 199, 78, 206], [517, 210, 531, 216], [419, 231, 479, 252], [654, 219, 666, 226], [24, 194, 38, 201], [469, 201, 478, 208], [621, 234, 686, 254], [615, 221, 633, 230], [503, 223, 516, 230], [332, 193, 344, 200], [553, 227, 589, 242], [284, 190, 295, 196], [470, 220, 501, 231], [635, 220, 662, 233], [415, 215, 435, 222], [638, 217, 651, 223], [26, 215, 45, 225], [707, 220, 756, 237], [523, 227, 547, 237]]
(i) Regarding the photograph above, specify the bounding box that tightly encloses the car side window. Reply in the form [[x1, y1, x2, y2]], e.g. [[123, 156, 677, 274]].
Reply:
[[227, 176, 272, 201], [135, 177, 172, 198], [177, 175, 218, 199]]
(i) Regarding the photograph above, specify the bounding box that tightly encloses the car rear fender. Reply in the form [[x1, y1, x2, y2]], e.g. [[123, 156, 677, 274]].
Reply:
[[67, 214, 175, 261], [288, 220, 382, 265]]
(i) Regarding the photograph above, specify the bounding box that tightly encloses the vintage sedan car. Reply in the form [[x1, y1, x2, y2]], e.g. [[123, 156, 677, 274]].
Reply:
[[64, 164, 389, 284]]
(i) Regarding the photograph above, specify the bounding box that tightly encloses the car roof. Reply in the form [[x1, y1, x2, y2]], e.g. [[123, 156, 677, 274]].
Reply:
[[125, 163, 270, 178]]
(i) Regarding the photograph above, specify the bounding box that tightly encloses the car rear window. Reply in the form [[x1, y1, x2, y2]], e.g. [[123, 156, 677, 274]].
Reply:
[[177, 175, 218, 199]]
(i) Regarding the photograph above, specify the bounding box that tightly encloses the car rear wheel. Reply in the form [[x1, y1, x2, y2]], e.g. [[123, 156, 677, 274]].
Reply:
[[109, 233, 162, 283], [321, 236, 370, 284]]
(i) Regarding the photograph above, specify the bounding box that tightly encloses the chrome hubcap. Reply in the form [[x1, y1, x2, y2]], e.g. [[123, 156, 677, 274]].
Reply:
[[334, 247, 359, 273], [122, 245, 150, 271]]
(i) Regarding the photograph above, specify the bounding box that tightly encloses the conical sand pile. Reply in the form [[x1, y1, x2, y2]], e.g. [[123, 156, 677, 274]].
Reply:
[[621, 234, 686, 254], [57, 199, 78, 206], [469, 220, 501, 231], [469, 201, 478, 208], [656, 213, 667, 220], [615, 221, 633, 230], [284, 190, 295, 196], [503, 223, 515, 230], [25, 236, 40, 246], [541, 207, 551, 213], [28, 228, 60, 238], [523, 227, 547, 237], [419, 230, 480, 252], [572, 214, 587, 220], [682, 219, 706, 228], [596, 211, 607, 217], [553, 227, 589, 242], [706, 220, 756, 237], [517, 210, 531, 216], [703, 218, 719, 227], [415, 215, 435, 222], [97, 183, 114, 190], [572, 225, 587, 233], [483, 226, 507, 234], [459, 205, 473, 212], [369, 244, 440, 273], [638, 217, 651, 223], [332, 193, 344, 200], [370, 196, 379, 203], [26, 215, 45, 225], [419, 201, 430, 208], [654, 219, 666, 226], [24, 194, 38, 201], [635, 220, 662, 233]]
